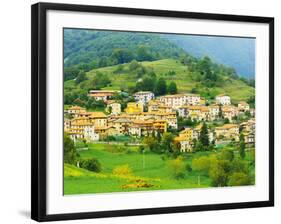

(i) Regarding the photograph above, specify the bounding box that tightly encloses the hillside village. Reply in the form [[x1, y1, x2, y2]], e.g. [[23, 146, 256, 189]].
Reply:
[[64, 90, 255, 153]]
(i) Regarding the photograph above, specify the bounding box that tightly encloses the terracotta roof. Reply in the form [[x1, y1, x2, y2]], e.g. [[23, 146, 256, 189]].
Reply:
[[134, 91, 154, 95], [89, 93, 112, 97], [174, 136, 189, 141], [216, 94, 229, 97], [89, 90, 118, 93], [238, 101, 249, 106], [69, 106, 84, 110], [89, 112, 107, 118], [216, 124, 238, 130], [180, 128, 192, 134], [113, 118, 132, 123]]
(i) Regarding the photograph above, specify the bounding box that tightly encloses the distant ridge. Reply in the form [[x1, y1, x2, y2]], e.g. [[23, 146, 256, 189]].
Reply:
[[164, 34, 255, 78]]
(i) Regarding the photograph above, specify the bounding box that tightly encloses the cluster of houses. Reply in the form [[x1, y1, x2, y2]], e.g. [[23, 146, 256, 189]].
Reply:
[[64, 90, 255, 152]]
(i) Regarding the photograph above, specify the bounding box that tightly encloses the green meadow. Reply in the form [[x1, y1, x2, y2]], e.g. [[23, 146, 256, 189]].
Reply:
[[64, 143, 255, 195]]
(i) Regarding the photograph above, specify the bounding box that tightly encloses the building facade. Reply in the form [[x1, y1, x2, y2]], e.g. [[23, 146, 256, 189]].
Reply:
[[133, 91, 154, 104]]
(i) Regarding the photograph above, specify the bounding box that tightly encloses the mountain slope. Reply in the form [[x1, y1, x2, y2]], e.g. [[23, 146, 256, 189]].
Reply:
[[164, 34, 255, 78], [65, 59, 254, 103], [64, 29, 186, 67]]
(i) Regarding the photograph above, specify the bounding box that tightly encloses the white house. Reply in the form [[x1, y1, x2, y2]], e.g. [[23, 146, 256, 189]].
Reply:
[[159, 94, 200, 109], [215, 94, 231, 105], [88, 90, 119, 102], [106, 100, 121, 115], [133, 91, 154, 104], [185, 94, 201, 105], [84, 126, 99, 141]]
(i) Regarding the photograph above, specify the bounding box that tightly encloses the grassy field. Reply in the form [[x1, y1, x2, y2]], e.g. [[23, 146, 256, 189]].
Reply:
[[64, 143, 255, 195]]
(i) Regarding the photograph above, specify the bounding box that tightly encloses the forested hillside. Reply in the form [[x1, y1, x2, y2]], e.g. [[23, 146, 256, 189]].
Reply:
[[64, 29, 186, 80], [165, 34, 255, 78], [63, 29, 255, 107]]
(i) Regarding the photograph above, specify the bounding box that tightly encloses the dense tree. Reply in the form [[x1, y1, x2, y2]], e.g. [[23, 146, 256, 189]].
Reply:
[[155, 78, 167, 96], [111, 48, 134, 64], [220, 149, 234, 162], [75, 70, 87, 84], [224, 118, 230, 124], [156, 131, 162, 143], [248, 78, 255, 87], [209, 161, 228, 187], [192, 153, 253, 187], [80, 158, 102, 173], [136, 76, 156, 92], [98, 56, 108, 67], [113, 64, 124, 74], [136, 45, 154, 61], [161, 132, 174, 153], [168, 81, 178, 94], [64, 133, 78, 164], [247, 95, 255, 108], [178, 117, 198, 130], [91, 72, 111, 89], [228, 172, 251, 186], [192, 156, 211, 175], [169, 157, 186, 179], [143, 136, 158, 152], [64, 66, 80, 81], [129, 60, 140, 71]]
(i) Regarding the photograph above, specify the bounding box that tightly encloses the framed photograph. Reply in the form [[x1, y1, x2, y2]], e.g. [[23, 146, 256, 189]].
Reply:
[[31, 2, 274, 222]]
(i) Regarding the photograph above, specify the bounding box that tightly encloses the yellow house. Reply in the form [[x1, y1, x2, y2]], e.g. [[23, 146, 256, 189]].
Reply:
[[67, 118, 99, 141], [148, 100, 160, 112], [242, 131, 255, 144], [158, 105, 173, 113], [222, 106, 239, 121], [125, 102, 144, 114], [187, 105, 209, 121], [67, 106, 86, 115], [208, 105, 220, 120], [153, 120, 167, 133], [179, 128, 193, 140], [64, 118, 71, 132], [89, 112, 107, 127], [215, 124, 239, 142], [111, 118, 133, 135], [238, 101, 250, 112], [174, 128, 195, 153]]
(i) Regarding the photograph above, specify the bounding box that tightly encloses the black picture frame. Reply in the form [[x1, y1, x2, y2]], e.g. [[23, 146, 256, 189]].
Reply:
[[31, 2, 274, 222]]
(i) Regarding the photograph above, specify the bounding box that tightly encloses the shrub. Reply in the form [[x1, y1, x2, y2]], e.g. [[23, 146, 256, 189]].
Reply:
[[169, 157, 186, 179], [228, 172, 251, 186], [220, 149, 234, 161], [185, 163, 192, 172], [112, 164, 133, 176], [80, 158, 102, 173]]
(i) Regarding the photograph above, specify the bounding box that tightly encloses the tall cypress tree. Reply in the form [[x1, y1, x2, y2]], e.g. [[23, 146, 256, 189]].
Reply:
[[199, 122, 209, 148], [239, 133, 246, 159]]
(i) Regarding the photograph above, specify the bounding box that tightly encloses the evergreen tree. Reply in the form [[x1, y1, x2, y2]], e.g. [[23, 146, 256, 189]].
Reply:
[[156, 131, 162, 143], [239, 133, 246, 159], [199, 122, 209, 148], [155, 78, 167, 96], [75, 70, 87, 84], [168, 81, 178, 94], [218, 105, 223, 119]]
